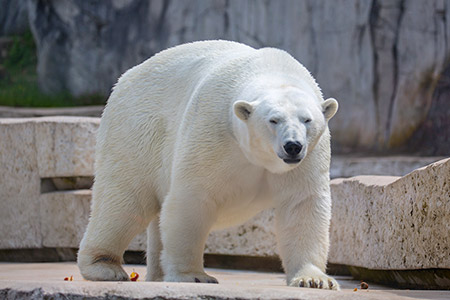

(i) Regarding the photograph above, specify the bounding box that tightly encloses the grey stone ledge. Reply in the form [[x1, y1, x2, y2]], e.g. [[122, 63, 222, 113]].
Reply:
[[329, 158, 450, 270], [0, 106, 104, 118]]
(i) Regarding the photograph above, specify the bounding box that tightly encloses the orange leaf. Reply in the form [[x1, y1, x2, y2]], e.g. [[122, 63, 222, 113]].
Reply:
[[130, 271, 139, 281]]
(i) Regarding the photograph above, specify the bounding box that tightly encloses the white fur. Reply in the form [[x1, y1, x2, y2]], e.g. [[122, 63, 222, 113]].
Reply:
[[78, 40, 339, 290]]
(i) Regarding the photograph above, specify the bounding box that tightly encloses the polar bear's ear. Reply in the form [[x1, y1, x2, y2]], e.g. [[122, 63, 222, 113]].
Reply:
[[322, 98, 338, 121], [234, 101, 254, 121]]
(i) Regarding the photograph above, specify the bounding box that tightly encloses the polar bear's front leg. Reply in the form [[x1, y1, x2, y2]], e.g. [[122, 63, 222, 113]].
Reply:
[[275, 194, 339, 290], [159, 190, 219, 283]]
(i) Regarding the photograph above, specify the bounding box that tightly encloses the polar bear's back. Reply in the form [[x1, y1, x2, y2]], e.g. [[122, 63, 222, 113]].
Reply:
[[95, 41, 258, 201], [99, 40, 258, 148], [104, 40, 314, 122], [106, 41, 255, 119]]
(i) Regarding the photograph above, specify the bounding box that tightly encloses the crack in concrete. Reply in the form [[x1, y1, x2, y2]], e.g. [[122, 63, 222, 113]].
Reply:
[[385, 0, 405, 146], [369, 0, 380, 147], [306, 0, 318, 77], [156, 0, 170, 41], [441, 0, 448, 59], [224, 0, 230, 35]]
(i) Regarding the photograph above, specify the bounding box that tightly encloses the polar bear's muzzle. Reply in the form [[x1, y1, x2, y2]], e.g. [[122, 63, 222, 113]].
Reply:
[[280, 141, 303, 164]]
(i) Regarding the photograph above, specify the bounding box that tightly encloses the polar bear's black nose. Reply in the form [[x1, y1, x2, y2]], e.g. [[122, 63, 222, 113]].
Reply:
[[284, 141, 303, 156]]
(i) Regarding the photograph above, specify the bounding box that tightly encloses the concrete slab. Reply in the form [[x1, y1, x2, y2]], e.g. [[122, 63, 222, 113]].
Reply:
[[0, 120, 41, 248], [33, 116, 99, 178], [1, 263, 449, 300], [329, 158, 450, 271], [40, 190, 91, 248], [206, 210, 277, 256], [0, 117, 99, 249]]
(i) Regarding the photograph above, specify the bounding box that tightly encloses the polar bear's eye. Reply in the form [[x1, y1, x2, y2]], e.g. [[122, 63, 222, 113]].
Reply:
[[269, 119, 278, 125], [304, 118, 312, 124]]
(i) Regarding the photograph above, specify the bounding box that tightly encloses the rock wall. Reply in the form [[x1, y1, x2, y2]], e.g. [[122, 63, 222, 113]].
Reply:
[[17, 1, 450, 153], [0, 0, 29, 36]]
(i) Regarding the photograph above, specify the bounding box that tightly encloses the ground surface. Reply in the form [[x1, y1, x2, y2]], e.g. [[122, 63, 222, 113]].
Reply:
[[0, 263, 449, 299]]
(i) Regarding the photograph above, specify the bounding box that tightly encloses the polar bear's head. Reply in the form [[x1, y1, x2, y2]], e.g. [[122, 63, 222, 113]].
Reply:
[[233, 87, 338, 173]]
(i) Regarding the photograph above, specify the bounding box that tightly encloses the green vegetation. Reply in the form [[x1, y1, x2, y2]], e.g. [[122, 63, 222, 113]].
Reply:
[[0, 31, 105, 107]]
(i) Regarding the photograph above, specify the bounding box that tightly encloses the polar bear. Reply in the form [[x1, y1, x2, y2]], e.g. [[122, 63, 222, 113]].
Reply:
[[78, 40, 339, 290]]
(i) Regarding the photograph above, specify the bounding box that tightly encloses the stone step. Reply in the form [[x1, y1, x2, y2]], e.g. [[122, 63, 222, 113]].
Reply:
[[329, 158, 450, 270], [1, 262, 447, 300]]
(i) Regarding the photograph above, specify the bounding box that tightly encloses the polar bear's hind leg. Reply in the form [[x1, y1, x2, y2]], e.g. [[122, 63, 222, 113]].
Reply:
[[146, 217, 164, 281], [78, 184, 158, 281]]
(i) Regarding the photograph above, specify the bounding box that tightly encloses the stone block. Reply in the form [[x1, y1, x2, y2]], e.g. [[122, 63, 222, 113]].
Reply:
[[206, 210, 277, 257], [34, 116, 99, 178], [0, 117, 98, 250], [39, 189, 151, 252], [329, 158, 450, 270], [40, 190, 92, 248], [0, 119, 41, 248]]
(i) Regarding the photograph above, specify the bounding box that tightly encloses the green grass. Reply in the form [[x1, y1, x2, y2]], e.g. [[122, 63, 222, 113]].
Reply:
[[0, 31, 106, 107]]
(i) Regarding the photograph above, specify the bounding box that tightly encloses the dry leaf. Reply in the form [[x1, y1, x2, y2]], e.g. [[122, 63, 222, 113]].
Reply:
[[130, 271, 139, 281], [360, 281, 369, 289]]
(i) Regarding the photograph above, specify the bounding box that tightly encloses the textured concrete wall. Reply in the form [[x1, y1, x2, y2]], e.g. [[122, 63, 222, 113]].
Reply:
[[1, 0, 448, 152]]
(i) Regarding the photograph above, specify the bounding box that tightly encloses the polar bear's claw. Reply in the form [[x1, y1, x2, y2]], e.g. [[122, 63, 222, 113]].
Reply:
[[291, 275, 339, 290], [289, 264, 340, 290], [194, 277, 218, 283], [328, 280, 339, 290], [194, 277, 219, 283]]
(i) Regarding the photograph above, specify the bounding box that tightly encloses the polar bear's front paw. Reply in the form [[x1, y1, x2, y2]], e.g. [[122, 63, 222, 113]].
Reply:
[[164, 272, 219, 284], [289, 265, 340, 290], [290, 275, 339, 290]]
